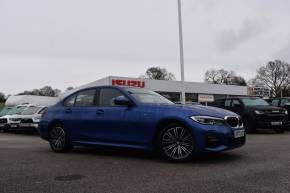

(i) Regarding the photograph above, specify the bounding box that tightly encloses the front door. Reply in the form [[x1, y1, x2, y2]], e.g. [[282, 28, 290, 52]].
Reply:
[[93, 88, 144, 146]]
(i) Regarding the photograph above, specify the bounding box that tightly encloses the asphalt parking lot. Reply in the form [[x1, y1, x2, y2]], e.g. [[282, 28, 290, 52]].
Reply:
[[1, 131, 290, 193]]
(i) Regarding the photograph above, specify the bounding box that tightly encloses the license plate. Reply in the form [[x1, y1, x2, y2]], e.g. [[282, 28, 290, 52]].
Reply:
[[271, 122, 282, 126], [21, 123, 33, 127], [0, 123, 5, 127], [234, 130, 245, 138], [11, 124, 18, 128]]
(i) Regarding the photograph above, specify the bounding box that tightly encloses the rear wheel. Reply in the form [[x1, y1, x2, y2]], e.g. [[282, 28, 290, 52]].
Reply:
[[49, 124, 72, 153], [158, 123, 194, 162]]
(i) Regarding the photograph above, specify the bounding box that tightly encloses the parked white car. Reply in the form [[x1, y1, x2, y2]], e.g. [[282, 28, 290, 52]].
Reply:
[[0, 104, 32, 131], [17, 106, 47, 130]]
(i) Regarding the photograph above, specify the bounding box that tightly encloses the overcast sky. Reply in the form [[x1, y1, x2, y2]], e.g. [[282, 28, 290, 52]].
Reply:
[[1, 0, 290, 95]]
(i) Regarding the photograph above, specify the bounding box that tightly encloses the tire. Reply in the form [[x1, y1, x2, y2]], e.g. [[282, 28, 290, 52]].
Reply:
[[243, 117, 255, 133], [49, 124, 72, 153], [274, 127, 285, 134], [157, 123, 194, 162], [2, 125, 9, 133]]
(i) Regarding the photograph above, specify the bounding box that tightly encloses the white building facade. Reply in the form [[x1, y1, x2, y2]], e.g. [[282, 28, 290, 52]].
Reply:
[[71, 76, 248, 103]]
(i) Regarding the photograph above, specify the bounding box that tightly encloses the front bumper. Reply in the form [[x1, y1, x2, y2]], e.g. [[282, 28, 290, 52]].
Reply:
[[19, 123, 39, 129], [253, 114, 288, 129], [187, 120, 246, 153], [9, 122, 20, 129]]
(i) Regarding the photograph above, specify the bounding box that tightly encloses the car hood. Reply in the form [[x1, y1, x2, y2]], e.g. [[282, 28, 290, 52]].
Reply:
[[157, 104, 238, 118], [0, 115, 12, 119], [246, 105, 283, 111]]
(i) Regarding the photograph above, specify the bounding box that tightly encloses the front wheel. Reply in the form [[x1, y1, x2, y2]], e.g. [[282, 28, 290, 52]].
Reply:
[[49, 124, 72, 153], [158, 124, 194, 162], [2, 125, 9, 133], [274, 127, 285, 134]]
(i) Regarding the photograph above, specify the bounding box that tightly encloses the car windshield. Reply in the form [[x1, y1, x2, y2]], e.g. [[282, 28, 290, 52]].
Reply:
[[7, 106, 27, 115], [0, 106, 13, 116], [125, 88, 174, 104], [21, 106, 42, 115], [241, 98, 269, 106]]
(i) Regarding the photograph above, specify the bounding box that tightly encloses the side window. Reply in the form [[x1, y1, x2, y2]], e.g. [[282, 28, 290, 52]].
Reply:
[[99, 88, 125, 107], [64, 94, 76, 107], [280, 99, 289, 107], [224, 99, 231, 107], [75, 89, 96, 107], [271, 99, 279, 106], [232, 99, 241, 107]]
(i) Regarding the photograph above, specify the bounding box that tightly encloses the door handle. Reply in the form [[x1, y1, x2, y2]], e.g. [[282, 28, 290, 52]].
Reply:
[[96, 109, 104, 115], [65, 109, 72, 114]]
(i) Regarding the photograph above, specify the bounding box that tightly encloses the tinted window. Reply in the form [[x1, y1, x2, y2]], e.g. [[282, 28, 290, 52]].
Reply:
[[271, 99, 279, 106], [280, 99, 290, 107], [64, 94, 76, 107], [241, 98, 269, 106], [232, 99, 241, 107], [224, 100, 231, 107], [99, 88, 125, 106], [75, 89, 96, 107]]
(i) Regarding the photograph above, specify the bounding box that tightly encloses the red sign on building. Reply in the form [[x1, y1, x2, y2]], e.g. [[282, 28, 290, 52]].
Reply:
[[112, 79, 145, 88]]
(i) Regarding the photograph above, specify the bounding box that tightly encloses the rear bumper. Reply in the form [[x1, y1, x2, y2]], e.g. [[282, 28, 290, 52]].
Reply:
[[38, 121, 50, 140]]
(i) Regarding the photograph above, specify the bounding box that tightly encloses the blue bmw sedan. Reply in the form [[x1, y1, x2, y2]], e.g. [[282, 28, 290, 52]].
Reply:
[[39, 86, 245, 162]]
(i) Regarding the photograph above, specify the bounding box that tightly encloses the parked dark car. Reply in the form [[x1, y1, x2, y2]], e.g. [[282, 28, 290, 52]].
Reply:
[[268, 98, 290, 127], [39, 86, 245, 162], [211, 97, 288, 133]]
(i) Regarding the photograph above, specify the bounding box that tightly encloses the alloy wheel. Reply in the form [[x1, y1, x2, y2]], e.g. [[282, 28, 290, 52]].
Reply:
[[161, 126, 194, 160], [50, 126, 66, 152]]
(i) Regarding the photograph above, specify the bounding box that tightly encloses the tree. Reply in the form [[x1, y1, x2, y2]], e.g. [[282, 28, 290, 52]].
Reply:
[[254, 60, 290, 97], [204, 68, 247, 86], [18, 86, 61, 97], [0, 92, 5, 103], [231, 76, 247, 86], [140, 67, 176, 80], [66, 87, 74, 91]]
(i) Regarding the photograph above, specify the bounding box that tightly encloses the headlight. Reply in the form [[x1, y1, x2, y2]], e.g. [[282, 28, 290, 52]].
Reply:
[[33, 117, 41, 122], [190, 116, 227, 126], [254, 110, 264, 115]]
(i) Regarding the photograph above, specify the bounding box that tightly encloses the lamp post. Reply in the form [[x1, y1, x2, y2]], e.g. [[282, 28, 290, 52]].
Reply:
[[177, 0, 186, 104]]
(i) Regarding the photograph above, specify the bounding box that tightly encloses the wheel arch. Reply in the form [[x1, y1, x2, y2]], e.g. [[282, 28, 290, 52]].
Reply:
[[153, 117, 192, 150], [47, 120, 65, 134]]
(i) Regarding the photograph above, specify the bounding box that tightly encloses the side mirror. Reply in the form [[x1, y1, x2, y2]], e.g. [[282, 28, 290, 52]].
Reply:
[[284, 103, 290, 107], [114, 96, 132, 106]]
